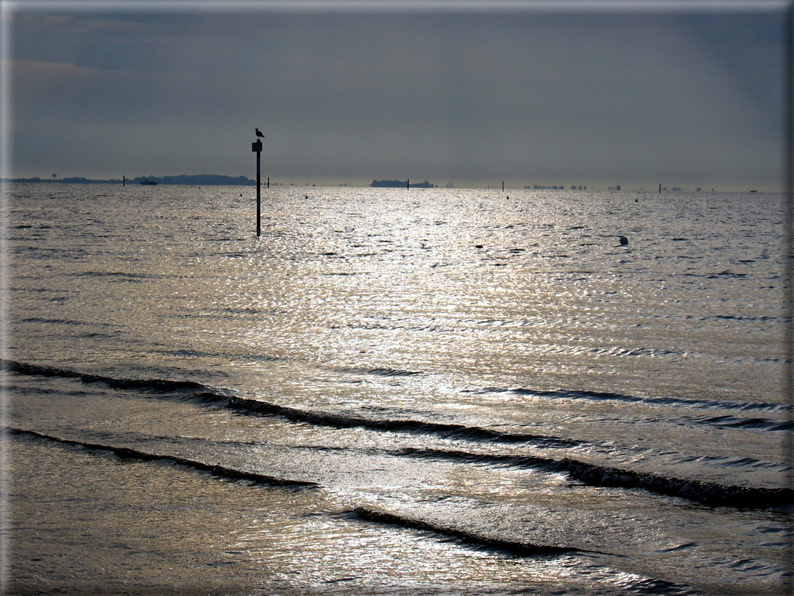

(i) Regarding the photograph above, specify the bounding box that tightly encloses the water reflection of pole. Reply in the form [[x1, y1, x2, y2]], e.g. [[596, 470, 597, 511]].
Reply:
[[252, 138, 263, 237]]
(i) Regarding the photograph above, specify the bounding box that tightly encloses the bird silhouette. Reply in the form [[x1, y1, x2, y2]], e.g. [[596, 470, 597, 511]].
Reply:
[[255, 128, 264, 138]]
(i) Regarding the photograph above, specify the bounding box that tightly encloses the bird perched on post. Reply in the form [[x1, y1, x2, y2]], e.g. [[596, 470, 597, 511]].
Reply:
[[255, 128, 264, 138]]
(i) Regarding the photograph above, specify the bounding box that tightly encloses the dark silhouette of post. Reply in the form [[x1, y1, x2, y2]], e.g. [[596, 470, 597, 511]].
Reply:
[[407, 179, 409, 190], [252, 139, 263, 236], [659, 183, 661, 194]]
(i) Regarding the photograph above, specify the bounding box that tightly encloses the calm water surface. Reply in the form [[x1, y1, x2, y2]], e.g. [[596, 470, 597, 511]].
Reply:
[[6, 184, 791, 594]]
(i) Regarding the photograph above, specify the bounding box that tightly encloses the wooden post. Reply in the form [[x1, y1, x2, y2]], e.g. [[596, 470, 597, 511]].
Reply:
[[407, 179, 409, 190], [252, 139, 263, 237], [267, 176, 270, 189], [659, 183, 661, 194], [257, 152, 261, 237], [502, 181, 504, 191]]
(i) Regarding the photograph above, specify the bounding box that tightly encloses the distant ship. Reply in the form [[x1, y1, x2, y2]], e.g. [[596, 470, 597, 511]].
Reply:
[[140, 179, 158, 185]]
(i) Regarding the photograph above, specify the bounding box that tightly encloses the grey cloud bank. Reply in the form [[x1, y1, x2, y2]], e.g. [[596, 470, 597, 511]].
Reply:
[[8, 4, 788, 190]]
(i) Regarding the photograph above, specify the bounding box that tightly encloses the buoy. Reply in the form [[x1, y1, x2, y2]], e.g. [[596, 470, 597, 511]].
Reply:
[[619, 236, 628, 246]]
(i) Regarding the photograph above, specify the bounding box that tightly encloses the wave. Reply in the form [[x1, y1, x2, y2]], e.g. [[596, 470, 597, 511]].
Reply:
[[78, 271, 152, 282], [220, 396, 578, 447], [9, 427, 318, 489], [506, 386, 793, 433], [562, 458, 793, 509], [338, 322, 456, 333], [690, 414, 794, 432], [350, 506, 585, 557], [706, 314, 789, 323], [21, 317, 116, 327], [10, 360, 792, 507], [8, 426, 696, 593], [4, 360, 221, 395], [500, 386, 792, 414], [380, 447, 794, 509], [5, 360, 576, 448], [338, 366, 422, 377]]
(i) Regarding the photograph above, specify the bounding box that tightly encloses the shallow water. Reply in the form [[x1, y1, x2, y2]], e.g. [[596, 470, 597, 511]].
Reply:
[[7, 184, 791, 594]]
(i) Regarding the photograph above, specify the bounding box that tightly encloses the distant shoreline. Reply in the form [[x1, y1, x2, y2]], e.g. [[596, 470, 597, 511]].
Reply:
[[1, 178, 770, 193], [2, 175, 256, 186]]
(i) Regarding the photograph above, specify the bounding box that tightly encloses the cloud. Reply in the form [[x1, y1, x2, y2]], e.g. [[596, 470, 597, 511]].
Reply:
[[7, 8, 788, 189], [12, 58, 97, 79]]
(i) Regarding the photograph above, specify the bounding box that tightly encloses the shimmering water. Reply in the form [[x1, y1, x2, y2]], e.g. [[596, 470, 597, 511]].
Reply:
[[7, 184, 791, 594]]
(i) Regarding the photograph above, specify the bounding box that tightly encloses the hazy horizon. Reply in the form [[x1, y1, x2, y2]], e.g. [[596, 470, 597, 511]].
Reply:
[[2, 174, 769, 193], [5, 1, 790, 192]]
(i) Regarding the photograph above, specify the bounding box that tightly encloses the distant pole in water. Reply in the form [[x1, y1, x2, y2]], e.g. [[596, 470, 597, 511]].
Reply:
[[252, 136, 263, 237], [122, 175, 125, 187], [407, 179, 409, 190], [267, 176, 270, 190], [659, 183, 661, 194]]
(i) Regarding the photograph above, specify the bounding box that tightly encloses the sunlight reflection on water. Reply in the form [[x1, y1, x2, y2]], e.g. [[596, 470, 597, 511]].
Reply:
[[9, 184, 789, 594]]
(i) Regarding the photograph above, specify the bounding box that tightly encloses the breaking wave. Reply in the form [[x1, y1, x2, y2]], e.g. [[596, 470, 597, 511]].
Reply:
[[8, 359, 792, 509]]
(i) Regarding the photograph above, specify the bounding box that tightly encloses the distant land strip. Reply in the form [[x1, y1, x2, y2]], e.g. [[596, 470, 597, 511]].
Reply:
[[371, 179, 435, 188], [3, 174, 256, 186], [6, 176, 441, 188]]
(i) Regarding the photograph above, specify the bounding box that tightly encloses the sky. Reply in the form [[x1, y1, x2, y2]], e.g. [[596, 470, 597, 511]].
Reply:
[[3, 1, 791, 190]]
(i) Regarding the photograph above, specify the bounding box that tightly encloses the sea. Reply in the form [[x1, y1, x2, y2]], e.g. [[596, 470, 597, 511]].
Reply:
[[5, 183, 792, 594]]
